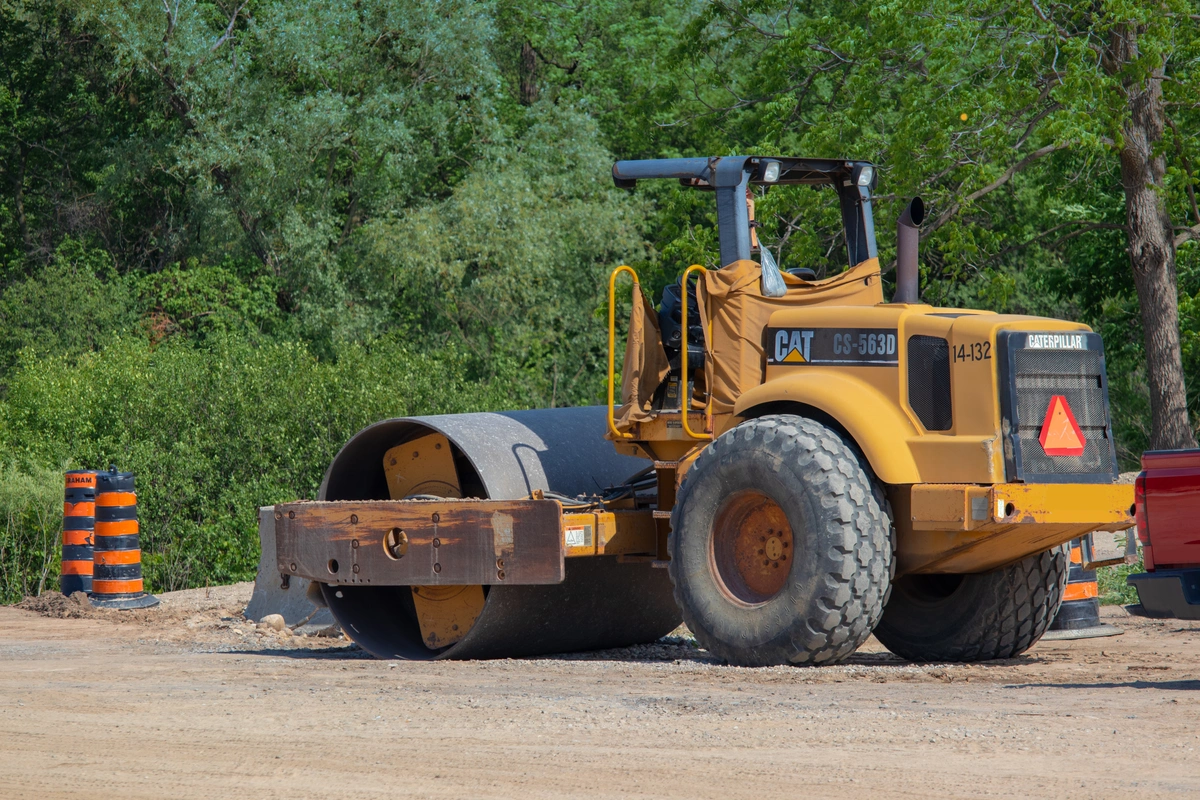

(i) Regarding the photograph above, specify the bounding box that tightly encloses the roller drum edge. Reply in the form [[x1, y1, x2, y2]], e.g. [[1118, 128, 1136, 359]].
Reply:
[[323, 557, 681, 660], [319, 407, 648, 502]]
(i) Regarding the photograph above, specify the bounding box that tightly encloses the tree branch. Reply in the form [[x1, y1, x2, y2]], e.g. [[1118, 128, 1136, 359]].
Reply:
[[530, 45, 578, 75], [928, 143, 1068, 233], [1166, 117, 1200, 226], [1048, 222, 1127, 249], [211, 1, 249, 52], [1029, 0, 1070, 39], [1175, 223, 1200, 248], [714, 1, 786, 40], [990, 220, 1126, 261]]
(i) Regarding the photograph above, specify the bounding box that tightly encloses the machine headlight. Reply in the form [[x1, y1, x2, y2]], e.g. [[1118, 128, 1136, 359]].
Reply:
[[761, 160, 781, 183], [856, 165, 874, 186]]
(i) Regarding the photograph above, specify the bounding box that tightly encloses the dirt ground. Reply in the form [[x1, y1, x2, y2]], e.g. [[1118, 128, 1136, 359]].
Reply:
[[0, 584, 1197, 799]]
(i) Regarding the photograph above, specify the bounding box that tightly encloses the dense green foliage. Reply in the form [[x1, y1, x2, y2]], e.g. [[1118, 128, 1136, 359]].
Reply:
[[0, 333, 504, 600], [1, 0, 1198, 599]]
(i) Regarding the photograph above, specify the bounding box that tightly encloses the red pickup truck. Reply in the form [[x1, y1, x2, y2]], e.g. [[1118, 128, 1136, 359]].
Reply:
[[1127, 449, 1200, 619]]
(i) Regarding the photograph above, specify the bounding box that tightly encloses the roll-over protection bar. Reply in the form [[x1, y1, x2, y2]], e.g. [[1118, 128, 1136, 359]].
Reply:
[[612, 156, 878, 269]]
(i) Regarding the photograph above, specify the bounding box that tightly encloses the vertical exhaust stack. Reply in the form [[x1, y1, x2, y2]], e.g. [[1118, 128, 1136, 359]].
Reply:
[[893, 197, 924, 304]]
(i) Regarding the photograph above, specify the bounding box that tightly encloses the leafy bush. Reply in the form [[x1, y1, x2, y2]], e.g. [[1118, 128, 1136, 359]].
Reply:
[[1098, 559, 1143, 607], [0, 335, 506, 593], [0, 239, 136, 372], [0, 462, 63, 603]]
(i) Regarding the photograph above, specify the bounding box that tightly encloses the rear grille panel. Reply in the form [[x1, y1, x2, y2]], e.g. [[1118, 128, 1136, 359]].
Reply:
[[998, 331, 1117, 483], [908, 335, 952, 431]]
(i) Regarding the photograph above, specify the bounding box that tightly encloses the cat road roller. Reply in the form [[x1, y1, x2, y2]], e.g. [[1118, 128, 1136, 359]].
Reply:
[[273, 156, 1135, 665]]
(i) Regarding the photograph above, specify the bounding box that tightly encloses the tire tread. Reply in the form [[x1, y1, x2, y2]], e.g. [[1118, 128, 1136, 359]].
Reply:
[[875, 546, 1068, 662], [669, 415, 893, 666]]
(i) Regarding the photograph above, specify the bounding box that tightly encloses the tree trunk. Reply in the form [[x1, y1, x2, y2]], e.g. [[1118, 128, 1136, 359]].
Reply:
[[519, 41, 539, 106], [14, 144, 33, 257], [1108, 26, 1198, 450]]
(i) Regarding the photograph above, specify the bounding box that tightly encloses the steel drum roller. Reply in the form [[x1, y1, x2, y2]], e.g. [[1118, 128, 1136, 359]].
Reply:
[[316, 407, 682, 659]]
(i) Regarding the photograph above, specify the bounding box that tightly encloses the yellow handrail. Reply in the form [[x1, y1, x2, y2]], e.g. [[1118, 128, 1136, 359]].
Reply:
[[607, 265, 639, 440], [680, 265, 713, 440]]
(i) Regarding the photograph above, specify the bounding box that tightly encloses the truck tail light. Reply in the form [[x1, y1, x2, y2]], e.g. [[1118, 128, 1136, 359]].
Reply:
[[1134, 472, 1149, 544]]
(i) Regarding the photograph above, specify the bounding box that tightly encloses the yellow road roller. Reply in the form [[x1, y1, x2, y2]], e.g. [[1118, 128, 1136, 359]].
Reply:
[[275, 156, 1134, 665]]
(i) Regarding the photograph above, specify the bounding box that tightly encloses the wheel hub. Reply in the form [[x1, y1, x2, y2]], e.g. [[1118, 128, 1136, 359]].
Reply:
[[711, 490, 793, 604], [764, 536, 784, 561]]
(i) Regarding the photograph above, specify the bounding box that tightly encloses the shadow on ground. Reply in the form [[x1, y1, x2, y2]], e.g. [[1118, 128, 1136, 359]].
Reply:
[[1003, 679, 1200, 691]]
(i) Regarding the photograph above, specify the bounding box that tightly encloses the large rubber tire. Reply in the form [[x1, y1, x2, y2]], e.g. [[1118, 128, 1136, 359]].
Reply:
[[669, 414, 894, 667], [874, 547, 1068, 662]]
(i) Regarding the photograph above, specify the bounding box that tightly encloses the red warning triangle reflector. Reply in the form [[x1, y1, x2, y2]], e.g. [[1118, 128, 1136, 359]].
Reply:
[[1039, 395, 1086, 456]]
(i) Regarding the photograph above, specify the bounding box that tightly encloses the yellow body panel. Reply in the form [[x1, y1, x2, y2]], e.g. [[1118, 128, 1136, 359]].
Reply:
[[383, 434, 485, 643], [897, 483, 1134, 574], [609, 413, 711, 463], [410, 585, 485, 648], [562, 510, 657, 558], [606, 263, 1129, 574], [733, 371, 922, 484], [731, 305, 1093, 484], [383, 434, 462, 499]]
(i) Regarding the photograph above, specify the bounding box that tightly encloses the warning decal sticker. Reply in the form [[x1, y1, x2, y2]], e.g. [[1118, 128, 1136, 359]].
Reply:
[[564, 525, 592, 548], [1039, 395, 1086, 456]]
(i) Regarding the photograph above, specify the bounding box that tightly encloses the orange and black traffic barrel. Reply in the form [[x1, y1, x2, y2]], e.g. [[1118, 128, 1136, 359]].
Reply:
[[1043, 537, 1120, 640], [61, 470, 97, 596], [92, 468, 159, 609]]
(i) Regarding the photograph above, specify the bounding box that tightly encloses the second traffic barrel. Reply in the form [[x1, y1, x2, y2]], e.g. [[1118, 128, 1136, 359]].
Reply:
[[92, 468, 158, 609], [1042, 536, 1121, 640], [61, 470, 97, 596]]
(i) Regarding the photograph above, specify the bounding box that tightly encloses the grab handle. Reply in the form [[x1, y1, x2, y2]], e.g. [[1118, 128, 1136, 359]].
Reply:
[[607, 266, 640, 440]]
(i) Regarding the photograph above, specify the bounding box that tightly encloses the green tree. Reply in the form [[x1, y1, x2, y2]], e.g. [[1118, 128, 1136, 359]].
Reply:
[[0, 238, 136, 371], [493, 0, 701, 158], [679, 0, 1200, 449], [0, 0, 111, 272], [73, 0, 502, 344], [0, 461, 62, 603], [0, 0, 191, 281], [353, 107, 648, 408]]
